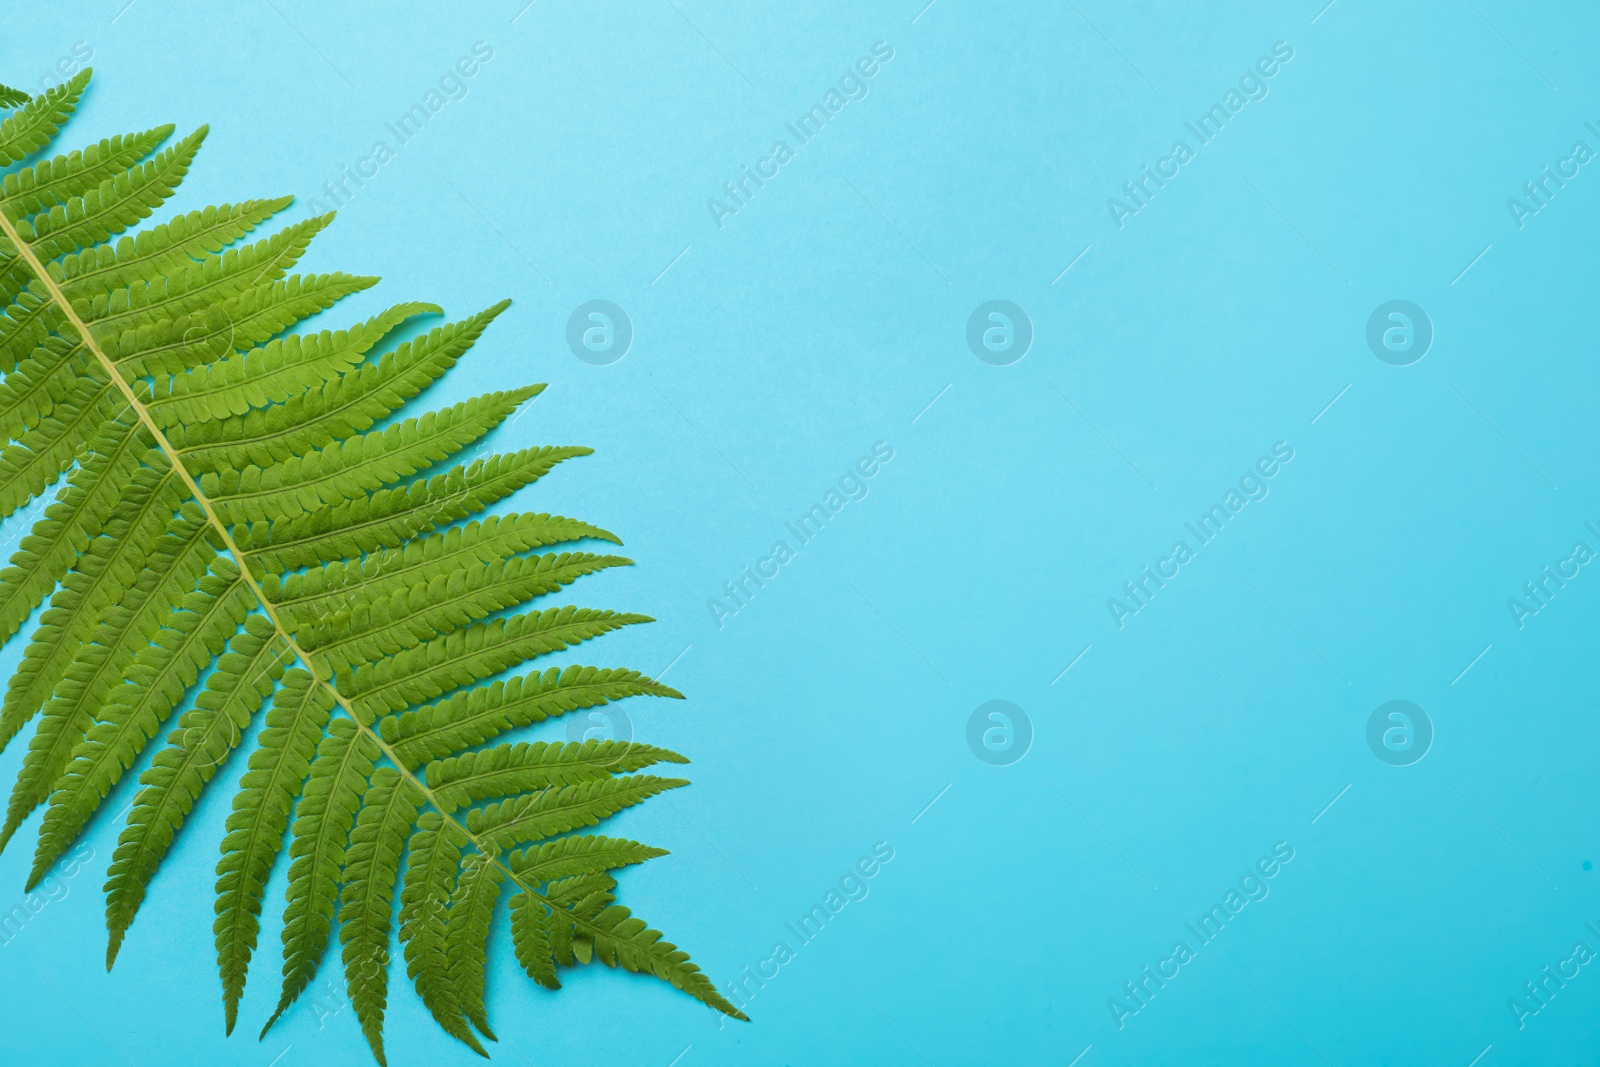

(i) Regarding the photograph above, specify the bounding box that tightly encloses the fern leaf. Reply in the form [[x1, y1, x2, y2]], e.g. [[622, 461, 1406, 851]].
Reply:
[[444, 851, 504, 1037], [0, 64, 740, 1059], [0, 373, 122, 519], [29, 562, 250, 885], [466, 776, 688, 851], [509, 890, 559, 990], [171, 302, 513, 474], [59, 196, 288, 304], [237, 446, 592, 573], [80, 212, 332, 340], [0, 408, 143, 643], [510, 835, 668, 885], [302, 551, 631, 672], [424, 739, 688, 812], [337, 767, 423, 1066], [17, 509, 216, 879], [265, 716, 377, 1034], [208, 387, 540, 524], [2, 124, 173, 217], [104, 617, 289, 964], [580, 903, 747, 1019], [0, 461, 177, 766], [397, 813, 484, 1055], [387, 667, 682, 769], [0, 69, 88, 165], [0, 336, 91, 441], [147, 300, 438, 426], [264, 511, 616, 622], [105, 271, 377, 378], [13, 126, 206, 266], [346, 608, 651, 721], [214, 667, 335, 1033]]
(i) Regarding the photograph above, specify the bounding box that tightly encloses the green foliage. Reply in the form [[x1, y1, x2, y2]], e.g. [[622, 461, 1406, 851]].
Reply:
[[0, 70, 742, 1063]]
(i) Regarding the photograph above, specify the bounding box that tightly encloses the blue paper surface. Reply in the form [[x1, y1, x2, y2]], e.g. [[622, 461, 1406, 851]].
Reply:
[[3, 2, 1599, 1064]]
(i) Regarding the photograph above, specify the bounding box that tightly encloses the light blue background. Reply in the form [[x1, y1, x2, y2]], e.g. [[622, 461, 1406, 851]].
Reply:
[[4, 1, 1600, 1064]]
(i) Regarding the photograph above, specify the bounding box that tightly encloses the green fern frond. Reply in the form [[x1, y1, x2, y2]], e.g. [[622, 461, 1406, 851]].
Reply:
[[106, 272, 378, 378], [144, 298, 437, 425], [466, 776, 688, 851], [398, 812, 484, 1056], [424, 739, 689, 812], [2, 124, 173, 217], [11, 125, 206, 267], [214, 667, 334, 1033], [510, 887, 560, 989], [510, 834, 670, 883], [446, 851, 505, 1037], [342, 607, 651, 720], [338, 767, 423, 1066], [165, 300, 509, 475], [30, 556, 249, 884], [0, 408, 143, 643], [205, 386, 539, 524], [581, 901, 746, 1018], [0, 64, 734, 1062], [0, 70, 88, 165], [266, 716, 376, 1035], [104, 616, 290, 965], [265, 512, 617, 630], [302, 551, 631, 671], [236, 446, 592, 574], [58, 197, 289, 305], [385, 666, 682, 768]]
